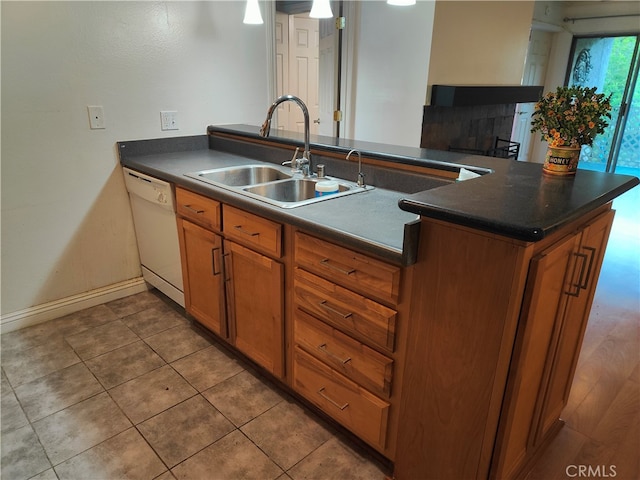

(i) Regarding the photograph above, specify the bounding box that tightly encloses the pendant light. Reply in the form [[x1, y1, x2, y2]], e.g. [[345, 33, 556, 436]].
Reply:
[[310, 0, 333, 19], [387, 0, 416, 5], [243, 0, 263, 24]]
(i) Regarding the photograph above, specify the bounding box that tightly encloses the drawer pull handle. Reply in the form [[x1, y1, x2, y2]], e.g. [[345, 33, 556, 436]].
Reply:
[[319, 258, 355, 275], [318, 387, 349, 410], [234, 225, 260, 237], [318, 343, 352, 365], [319, 300, 353, 319], [183, 205, 205, 214]]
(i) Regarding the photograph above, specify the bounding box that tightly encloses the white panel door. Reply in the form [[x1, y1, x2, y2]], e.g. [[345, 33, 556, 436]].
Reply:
[[318, 17, 337, 136], [275, 12, 289, 132], [289, 15, 319, 135], [512, 30, 552, 161]]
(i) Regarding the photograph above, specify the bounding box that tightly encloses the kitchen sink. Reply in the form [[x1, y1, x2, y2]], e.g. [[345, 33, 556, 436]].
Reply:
[[243, 178, 358, 208], [186, 164, 370, 208], [187, 164, 291, 187]]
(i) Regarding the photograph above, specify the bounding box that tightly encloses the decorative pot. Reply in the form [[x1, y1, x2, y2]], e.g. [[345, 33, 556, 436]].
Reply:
[[543, 145, 581, 176]]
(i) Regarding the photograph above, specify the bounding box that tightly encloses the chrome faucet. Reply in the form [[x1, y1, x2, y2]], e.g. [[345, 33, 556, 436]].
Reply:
[[347, 149, 365, 187], [260, 94, 311, 176]]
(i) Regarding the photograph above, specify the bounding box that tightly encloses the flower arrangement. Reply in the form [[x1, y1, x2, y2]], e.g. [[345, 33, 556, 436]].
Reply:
[[531, 85, 612, 148]]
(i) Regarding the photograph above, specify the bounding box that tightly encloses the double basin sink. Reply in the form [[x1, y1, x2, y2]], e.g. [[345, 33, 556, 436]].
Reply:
[[185, 164, 369, 208]]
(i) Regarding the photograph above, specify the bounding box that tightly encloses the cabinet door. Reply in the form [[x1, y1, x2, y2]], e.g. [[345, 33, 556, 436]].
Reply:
[[224, 240, 284, 379], [493, 231, 581, 479], [534, 210, 614, 443], [177, 218, 226, 337]]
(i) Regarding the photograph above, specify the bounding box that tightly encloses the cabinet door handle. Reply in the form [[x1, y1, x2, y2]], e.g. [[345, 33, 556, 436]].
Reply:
[[211, 247, 221, 276], [319, 258, 355, 275], [318, 343, 352, 364], [317, 387, 349, 410], [566, 252, 588, 297], [234, 225, 260, 237], [319, 300, 353, 319], [580, 246, 596, 290], [222, 253, 232, 283], [183, 205, 205, 214]]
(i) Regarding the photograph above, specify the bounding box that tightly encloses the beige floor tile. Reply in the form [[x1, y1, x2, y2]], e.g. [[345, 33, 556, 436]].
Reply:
[[28, 469, 59, 480], [0, 424, 52, 480], [154, 471, 177, 480], [109, 364, 197, 424], [65, 319, 140, 360], [287, 436, 390, 480], [241, 399, 333, 470], [106, 290, 167, 318], [122, 304, 190, 338], [138, 395, 234, 468], [85, 340, 166, 389], [171, 430, 283, 480], [33, 391, 132, 465], [54, 304, 121, 331], [203, 369, 284, 427], [14, 363, 104, 422], [1, 337, 80, 387], [144, 325, 212, 363], [54, 427, 166, 480], [0, 305, 117, 357], [172, 344, 245, 392], [1, 386, 29, 433]]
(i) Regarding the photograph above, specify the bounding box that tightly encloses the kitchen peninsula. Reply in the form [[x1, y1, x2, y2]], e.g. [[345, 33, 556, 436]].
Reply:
[[119, 125, 638, 480]]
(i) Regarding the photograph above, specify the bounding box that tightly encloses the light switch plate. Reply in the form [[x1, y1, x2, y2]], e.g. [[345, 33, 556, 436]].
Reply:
[[87, 106, 105, 129], [160, 111, 179, 130]]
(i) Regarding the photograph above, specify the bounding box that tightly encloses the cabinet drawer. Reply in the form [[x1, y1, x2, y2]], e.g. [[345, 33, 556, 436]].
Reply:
[[176, 187, 221, 231], [294, 268, 396, 352], [293, 346, 390, 451], [223, 205, 282, 258], [294, 309, 393, 398], [295, 232, 400, 304]]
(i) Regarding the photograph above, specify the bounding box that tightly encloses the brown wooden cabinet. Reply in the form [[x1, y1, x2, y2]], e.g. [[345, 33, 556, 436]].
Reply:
[[175, 187, 285, 379], [224, 239, 284, 378], [292, 231, 403, 457], [492, 209, 614, 479], [394, 205, 615, 480], [176, 188, 226, 337]]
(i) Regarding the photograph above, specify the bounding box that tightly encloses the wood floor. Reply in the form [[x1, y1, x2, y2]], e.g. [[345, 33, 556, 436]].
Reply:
[[525, 186, 640, 480]]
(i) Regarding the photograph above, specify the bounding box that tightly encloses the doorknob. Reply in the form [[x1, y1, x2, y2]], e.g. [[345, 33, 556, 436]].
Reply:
[[313, 118, 320, 124]]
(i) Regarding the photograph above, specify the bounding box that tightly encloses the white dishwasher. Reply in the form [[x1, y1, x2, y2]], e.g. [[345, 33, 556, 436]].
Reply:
[[123, 167, 184, 307]]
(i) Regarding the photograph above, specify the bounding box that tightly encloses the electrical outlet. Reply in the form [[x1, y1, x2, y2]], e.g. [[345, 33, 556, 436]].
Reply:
[[87, 106, 105, 129], [160, 111, 179, 131]]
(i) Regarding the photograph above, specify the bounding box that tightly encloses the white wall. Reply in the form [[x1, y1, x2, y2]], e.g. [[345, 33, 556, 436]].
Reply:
[[427, 1, 535, 88], [1, 1, 269, 323], [349, 0, 435, 147]]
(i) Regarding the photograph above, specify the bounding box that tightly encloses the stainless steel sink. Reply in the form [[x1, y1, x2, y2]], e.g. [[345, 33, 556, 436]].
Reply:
[[186, 164, 291, 187], [243, 178, 358, 208], [185, 164, 370, 208]]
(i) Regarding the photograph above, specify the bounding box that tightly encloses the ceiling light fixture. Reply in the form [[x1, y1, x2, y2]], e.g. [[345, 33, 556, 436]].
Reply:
[[243, 0, 263, 24], [310, 0, 333, 19], [387, 0, 416, 5]]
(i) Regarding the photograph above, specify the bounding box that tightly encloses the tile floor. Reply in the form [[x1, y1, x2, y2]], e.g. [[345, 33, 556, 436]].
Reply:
[[1, 292, 391, 480]]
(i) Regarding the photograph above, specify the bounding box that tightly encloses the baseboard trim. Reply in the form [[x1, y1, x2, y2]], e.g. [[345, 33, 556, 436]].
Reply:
[[1, 278, 149, 334]]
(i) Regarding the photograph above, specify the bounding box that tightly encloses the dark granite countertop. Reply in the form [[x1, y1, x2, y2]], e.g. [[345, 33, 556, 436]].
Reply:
[[118, 125, 638, 266], [209, 125, 638, 241], [118, 132, 422, 266]]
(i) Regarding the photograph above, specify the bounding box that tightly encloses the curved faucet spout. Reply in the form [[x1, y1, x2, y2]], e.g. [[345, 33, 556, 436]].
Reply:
[[260, 95, 311, 173]]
